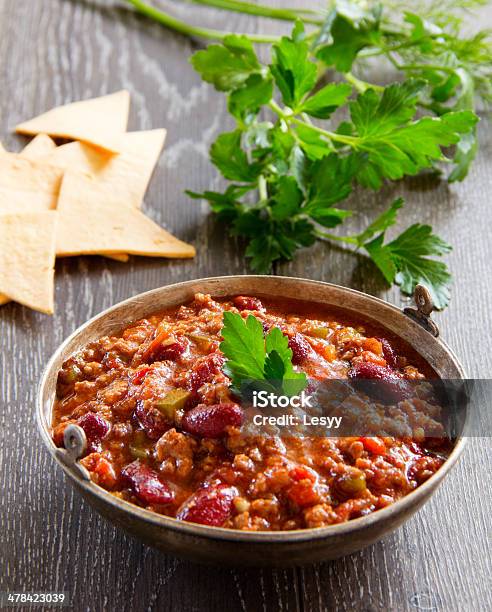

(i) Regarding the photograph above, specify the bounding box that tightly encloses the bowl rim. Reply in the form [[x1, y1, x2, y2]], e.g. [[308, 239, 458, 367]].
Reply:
[[37, 275, 468, 543]]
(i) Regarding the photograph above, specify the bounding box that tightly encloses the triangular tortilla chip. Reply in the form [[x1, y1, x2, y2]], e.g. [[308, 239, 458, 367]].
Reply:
[[38, 130, 166, 265], [21, 134, 57, 159], [41, 129, 166, 209], [0, 154, 63, 213], [15, 90, 130, 153], [0, 294, 10, 305], [0, 211, 57, 314], [56, 172, 195, 259]]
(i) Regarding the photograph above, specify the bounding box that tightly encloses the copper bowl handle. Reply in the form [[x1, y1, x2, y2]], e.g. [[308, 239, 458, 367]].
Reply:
[[403, 285, 440, 338], [55, 424, 90, 481]]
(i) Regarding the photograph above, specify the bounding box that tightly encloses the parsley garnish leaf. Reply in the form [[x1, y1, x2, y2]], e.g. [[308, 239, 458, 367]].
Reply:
[[220, 312, 307, 397], [299, 83, 352, 119], [364, 223, 452, 309], [270, 22, 317, 109], [190, 35, 261, 92], [316, 11, 381, 72], [210, 130, 262, 182]]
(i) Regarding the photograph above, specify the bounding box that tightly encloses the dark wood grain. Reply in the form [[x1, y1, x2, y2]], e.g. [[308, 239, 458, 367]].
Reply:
[[0, 1, 491, 611]]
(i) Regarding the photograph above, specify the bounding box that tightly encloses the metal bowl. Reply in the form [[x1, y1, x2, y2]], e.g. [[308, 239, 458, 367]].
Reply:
[[37, 276, 467, 566]]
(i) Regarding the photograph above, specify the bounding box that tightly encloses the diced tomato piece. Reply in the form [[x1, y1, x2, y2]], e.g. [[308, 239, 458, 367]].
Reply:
[[132, 367, 151, 385], [177, 483, 238, 526], [360, 437, 386, 455], [288, 480, 319, 508], [121, 460, 174, 505], [93, 456, 117, 488], [289, 466, 316, 482]]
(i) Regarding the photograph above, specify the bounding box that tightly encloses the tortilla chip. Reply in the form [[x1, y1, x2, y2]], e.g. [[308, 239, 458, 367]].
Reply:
[[15, 90, 130, 153], [0, 294, 10, 305], [0, 211, 57, 314], [21, 134, 56, 159], [41, 129, 166, 209], [0, 154, 63, 213], [56, 172, 195, 258]]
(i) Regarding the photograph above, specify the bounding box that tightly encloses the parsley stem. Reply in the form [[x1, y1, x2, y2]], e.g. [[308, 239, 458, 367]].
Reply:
[[190, 0, 323, 25], [258, 175, 268, 201], [268, 100, 358, 146], [314, 230, 359, 245], [344, 72, 384, 93], [125, 0, 280, 42], [397, 63, 457, 75], [290, 117, 358, 146]]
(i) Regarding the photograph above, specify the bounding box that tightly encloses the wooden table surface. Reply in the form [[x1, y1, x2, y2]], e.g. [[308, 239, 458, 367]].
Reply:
[[0, 1, 491, 610]]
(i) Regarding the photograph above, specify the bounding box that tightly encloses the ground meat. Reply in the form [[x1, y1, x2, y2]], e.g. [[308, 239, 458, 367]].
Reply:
[[155, 429, 196, 479]]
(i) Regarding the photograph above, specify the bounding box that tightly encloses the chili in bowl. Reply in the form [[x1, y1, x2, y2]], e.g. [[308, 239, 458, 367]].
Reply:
[[37, 276, 467, 565]]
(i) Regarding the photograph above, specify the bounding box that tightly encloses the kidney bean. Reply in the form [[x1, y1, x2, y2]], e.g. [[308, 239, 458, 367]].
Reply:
[[288, 333, 312, 364], [348, 362, 413, 404], [121, 460, 174, 505], [177, 483, 239, 526], [233, 296, 265, 311], [77, 412, 110, 452], [187, 354, 225, 395], [378, 338, 398, 369], [182, 403, 243, 438], [132, 399, 169, 440], [156, 338, 187, 362]]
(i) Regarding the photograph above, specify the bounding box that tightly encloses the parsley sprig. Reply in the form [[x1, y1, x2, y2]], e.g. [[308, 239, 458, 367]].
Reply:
[[123, 0, 491, 309], [220, 311, 307, 397], [187, 19, 477, 308]]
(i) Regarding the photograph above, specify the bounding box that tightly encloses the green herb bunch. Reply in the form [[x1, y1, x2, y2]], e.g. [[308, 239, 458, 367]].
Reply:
[[125, 0, 492, 309]]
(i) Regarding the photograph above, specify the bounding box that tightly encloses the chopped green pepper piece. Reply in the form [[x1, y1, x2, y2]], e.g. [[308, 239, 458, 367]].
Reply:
[[129, 445, 150, 460], [155, 389, 191, 419], [307, 326, 329, 339], [337, 470, 366, 495], [188, 332, 213, 351], [64, 364, 82, 383]]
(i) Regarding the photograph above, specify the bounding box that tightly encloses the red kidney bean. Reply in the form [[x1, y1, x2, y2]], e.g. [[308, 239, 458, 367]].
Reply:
[[187, 354, 225, 395], [233, 296, 265, 311], [77, 412, 110, 452], [177, 483, 238, 526], [156, 338, 187, 362], [121, 460, 174, 505], [182, 402, 243, 438], [348, 362, 413, 404], [378, 338, 398, 369], [288, 333, 312, 364], [132, 400, 169, 440]]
